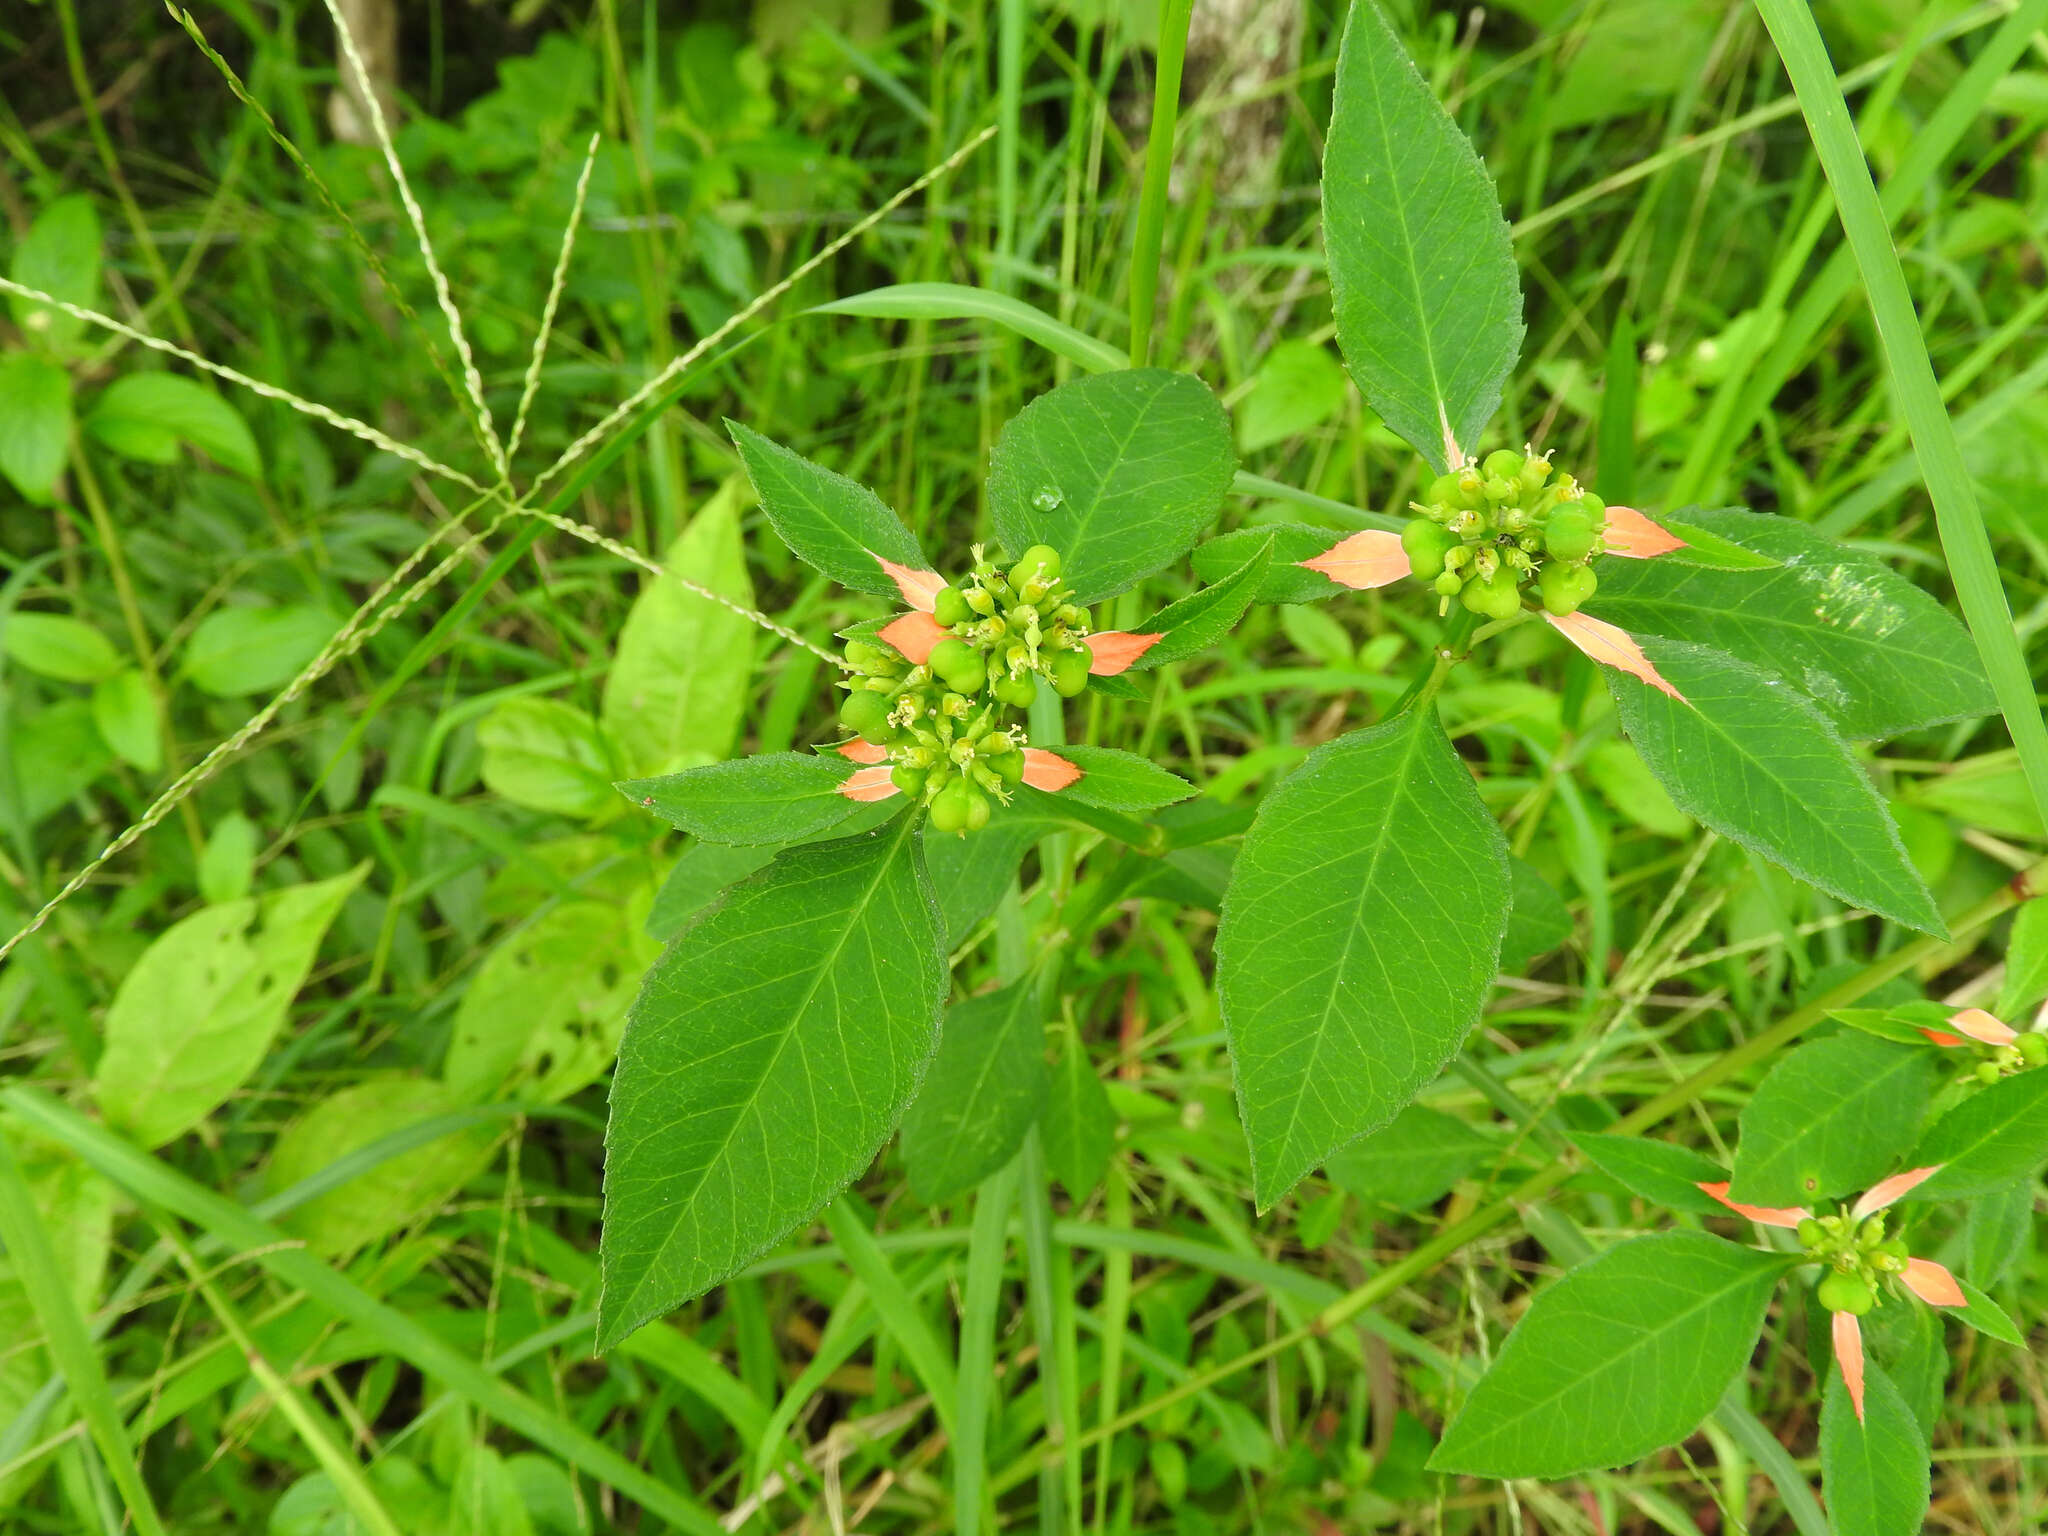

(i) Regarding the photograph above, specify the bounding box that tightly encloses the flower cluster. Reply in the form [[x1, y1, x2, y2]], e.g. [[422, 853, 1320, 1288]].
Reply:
[[831, 543, 1159, 833], [1401, 449, 1607, 618], [1920, 1005, 2048, 1082]]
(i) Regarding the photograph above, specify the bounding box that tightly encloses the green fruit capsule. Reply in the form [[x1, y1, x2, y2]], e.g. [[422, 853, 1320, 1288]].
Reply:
[[1482, 448, 1525, 481], [844, 640, 891, 674], [1538, 561, 1598, 617], [1425, 472, 1464, 508], [1816, 1270, 1875, 1316], [1011, 544, 1062, 587], [928, 638, 986, 694], [930, 778, 975, 835], [1051, 647, 1092, 697], [839, 689, 895, 744], [2018, 1032, 2048, 1068], [963, 786, 991, 830], [1460, 570, 1521, 620], [890, 763, 926, 797], [990, 747, 1025, 785], [1433, 570, 1463, 598], [1401, 519, 1455, 582], [1578, 492, 1606, 520], [992, 670, 1038, 708], [1545, 508, 1597, 563], [1796, 1218, 1826, 1249], [1977, 1060, 2005, 1085], [933, 586, 974, 627]]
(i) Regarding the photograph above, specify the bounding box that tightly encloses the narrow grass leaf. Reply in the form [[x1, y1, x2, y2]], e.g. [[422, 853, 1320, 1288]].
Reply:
[[1606, 636, 1943, 936], [598, 816, 945, 1348], [1042, 1033, 1114, 1200], [1219, 705, 1510, 1208], [812, 283, 1124, 374], [1323, 0, 1522, 469], [1430, 1232, 1786, 1478]]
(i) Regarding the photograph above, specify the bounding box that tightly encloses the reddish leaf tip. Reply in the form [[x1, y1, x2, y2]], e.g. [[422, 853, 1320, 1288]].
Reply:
[[1021, 748, 1082, 793], [1086, 631, 1163, 675], [1296, 529, 1411, 590], [1545, 610, 1688, 703], [1602, 505, 1688, 560], [878, 610, 947, 665], [838, 764, 900, 802], [872, 554, 946, 612]]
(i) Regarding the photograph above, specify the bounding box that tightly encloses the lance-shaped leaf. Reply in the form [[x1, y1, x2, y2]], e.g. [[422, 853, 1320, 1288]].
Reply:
[[1951, 1275, 2024, 1345], [621, 753, 865, 845], [727, 422, 927, 599], [1429, 1232, 1788, 1478], [1193, 523, 1359, 605], [1218, 706, 1510, 1209], [1567, 1133, 1730, 1216], [988, 369, 1236, 605], [1034, 745, 1196, 813], [1898, 1068, 2048, 1201], [1725, 1033, 1938, 1207], [1127, 535, 1272, 670], [1323, 0, 1522, 469], [900, 977, 1049, 1204], [1604, 635, 1944, 936], [1043, 1032, 1114, 1199], [1587, 508, 1994, 739], [597, 817, 945, 1349], [1324, 1104, 1495, 1212], [1820, 1361, 1930, 1536]]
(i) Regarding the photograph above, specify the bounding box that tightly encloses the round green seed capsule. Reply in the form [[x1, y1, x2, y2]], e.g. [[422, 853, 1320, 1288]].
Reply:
[[963, 786, 991, 831], [1579, 492, 1606, 520], [1816, 1270, 1875, 1316], [2019, 1032, 2048, 1068], [844, 640, 891, 674], [1425, 472, 1464, 507], [1977, 1060, 2005, 1085], [992, 670, 1038, 708], [890, 763, 926, 797], [933, 586, 974, 627], [1433, 570, 1463, 598], [1051, 647, 1092, 697], [1545, 508, 1598, 563], [930, 778, 975, 835], [1460, 569, 1522, 620], [839, 689, 895, 744], [1011, 544, 1062, 587], [1796, 1218, 1826, 1249], [1538, 561, 1598, 617], [991, 748, 1025, 785], [928, 638, 986, 695], [1482, 448, 1525, 481], [1401, 519, 1455, 582]]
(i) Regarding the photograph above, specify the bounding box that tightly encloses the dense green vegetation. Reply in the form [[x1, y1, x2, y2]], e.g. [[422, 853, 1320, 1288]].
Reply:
[[1, 0, 2045, 1530]]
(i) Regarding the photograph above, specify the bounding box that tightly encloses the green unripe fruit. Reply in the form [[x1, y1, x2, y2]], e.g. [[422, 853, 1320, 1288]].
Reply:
[[1877, 1239, 1909, 1265], [890, 763, 926, 796], [1545, 508, 1598, 563], [1817, 1271, 1875, 1316], [1460, 569, 1521, 621], [2019, 1032, 2048, 1068], [1482, 448, 1525, 481], [1433, 571, 1463, 598], [1538, 561, 1598, 617], [1578, 492, 1606, 520], [1011, 544, 1062, 587], [992, 671, 1038, 708], [844, 640, 892, 674], [1425, 472, 1464, 507], [933, 586, 974, 627], [928, 638, 986, 695], [1977, 1060, 2005, 1085], [1401, 519, 1455, 582], [930, 778, 975, 835], [962, 786, 991, 831], [839, 689, 895, 744], [1796, 1218, 1827, 1249], [1051, 647, 1092, 698], [991, 748, 1025, 785]]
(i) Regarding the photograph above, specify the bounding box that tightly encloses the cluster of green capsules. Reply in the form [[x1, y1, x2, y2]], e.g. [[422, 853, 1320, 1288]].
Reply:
[[837, 544, 1087, 834], [1799, 1208, 1912, 1317], [1400, 449, 1608, 619]]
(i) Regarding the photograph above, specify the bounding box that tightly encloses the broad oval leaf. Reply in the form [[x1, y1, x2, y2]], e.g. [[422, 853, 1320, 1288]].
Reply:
[[1218, 705, 1510, 1209], [1900, 1068, 2048, 1201], [93, 866, 368, 1148], [727, 421, 926, 598], [900, 977, 1049, 1203], [1605, 635, 1944, 936], [1501, 856, 1572, 969], [597, 817, 945, 1349], [91, 668, 161, 773], [1324, 0, 1522, 469], [0, 353, 73, 504], [1429, 1232, 1787, 1478], [623, 753, 862, 845], [182, 604, 341, 698], [1587, 508, 1994, 739], [8, 193, 100, 352], [988, 369, 1235, 605], [478, 698, 615, 820], [1820, 1361, 1930, 1536], [1, 612, 122, 684], [1324, 1104, 1494, 1212], [83, 372, 261, 479], [1726, 1033, 1938, 1206], [1567, 1133, 1729, 1216]]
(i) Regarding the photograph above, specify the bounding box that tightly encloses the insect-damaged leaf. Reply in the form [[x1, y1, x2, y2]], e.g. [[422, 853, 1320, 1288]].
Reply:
[[1218, 705, 1509, 1209]]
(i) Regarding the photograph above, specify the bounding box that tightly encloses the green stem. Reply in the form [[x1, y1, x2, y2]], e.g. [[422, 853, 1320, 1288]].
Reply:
[[1753, 0, 2048, 829], [1127, 0, 1195, 366]]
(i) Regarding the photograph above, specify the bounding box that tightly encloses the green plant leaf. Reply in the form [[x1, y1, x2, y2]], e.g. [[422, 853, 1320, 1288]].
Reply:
[[443, 900, 654, 1105], [1324, 1104, 1494, 1211], [1323, 0, 1522, 470], [90, 668, 160, 773], [1218, 705, 1510, 1208], [8, 194, 100, 353], [1587, 508, 1993, 739], [1655, 514, 1783, 570], [265, 1075, 499, 1255], [1237, 339, 1349, 452], [197, 811, 259, 904], [4, 699, 111, 824], [181, 604, 340, 698], [83, 373, 261, 478], [1952, 1274, 2025, 1345], [900, 977, 1049, 1203], [727, 422, 926, 598], [597, 817, 945, 1348], [1192, 523, 1353, 605], [1129, 535, 1271, 671], [1964, 1178, 2034, 1289], [1, 612, 121, 684], [1606, 636, 1944, 936], [988, 369, 1235, 605], [92, 866, 368, 1148], [1827, 1004, 1946, 1048], [1429, 1232, 1787, 1478], [811, 283, 1124, 374], [1997, 898, 2048, 1019], [1901, 1068, 2048, 1200], [622, 753, 863, 845], [478, 698, 616, 820], [1726, 1033, 1938, 1206], [600, 479, 756, 777], [1820, 1361, 1929, 1536], [0, 353, 73, 504], [923, 801, 1064, 947], [1041, 1032, 1114, 1200], [1500, 856, 1572, 969], [1041, 745, 1195, 813], [1567, 1133, 1730, 1215]]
